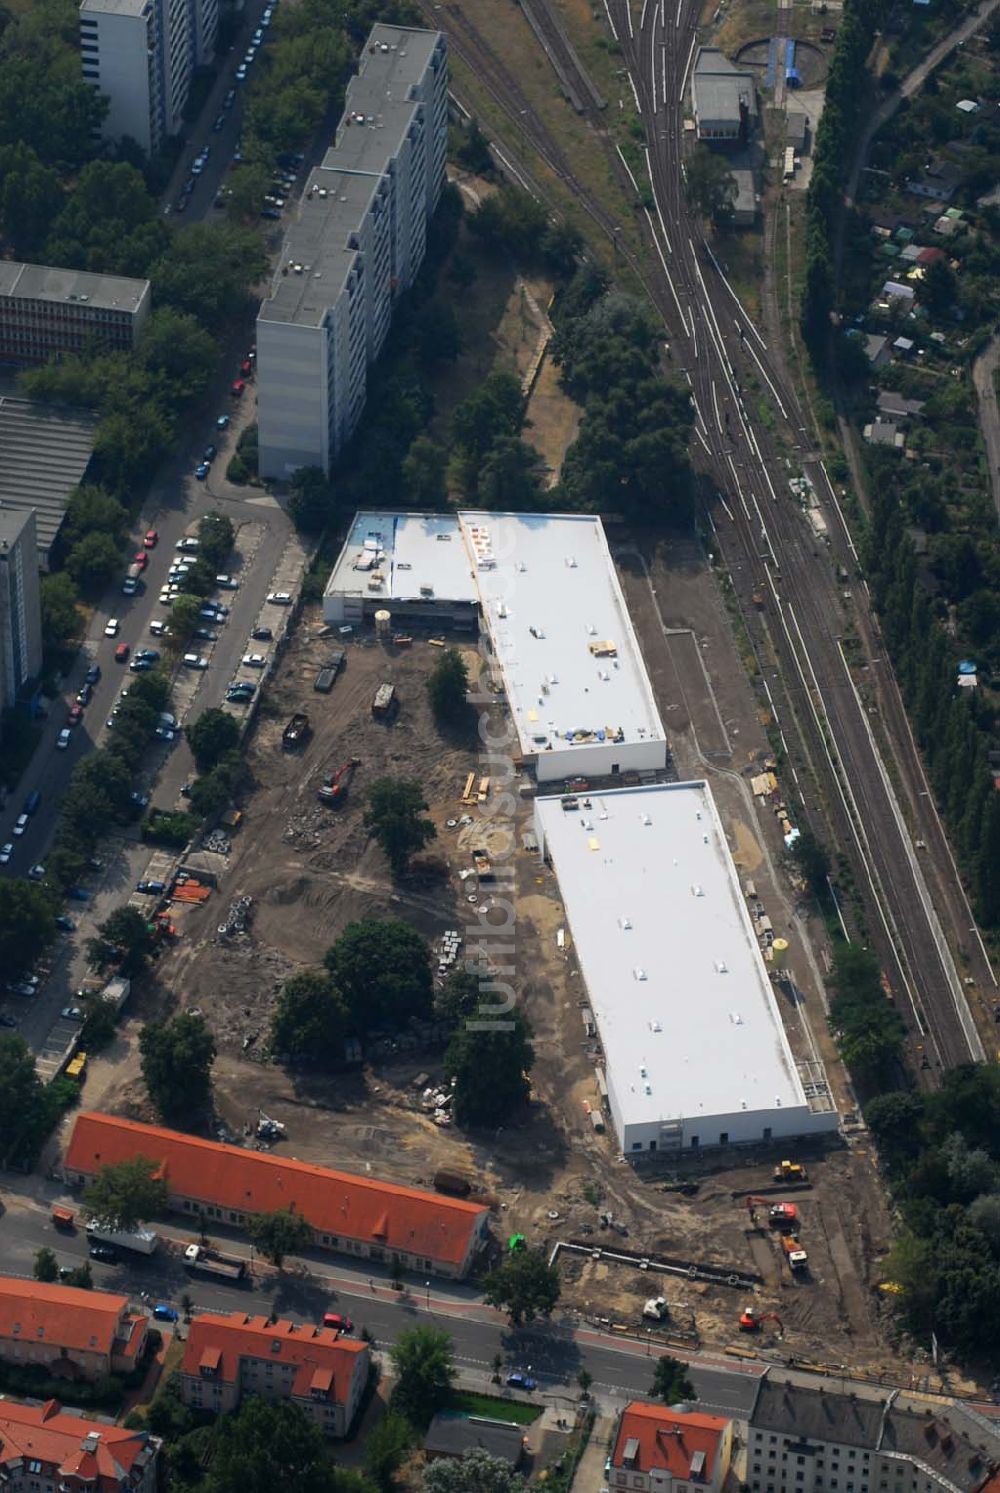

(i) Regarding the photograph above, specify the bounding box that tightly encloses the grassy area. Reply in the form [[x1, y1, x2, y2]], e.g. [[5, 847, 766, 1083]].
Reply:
[[124, 1337, 186, 1427], [716, 0, 776, 57], [446, 1389, 543, 1424]]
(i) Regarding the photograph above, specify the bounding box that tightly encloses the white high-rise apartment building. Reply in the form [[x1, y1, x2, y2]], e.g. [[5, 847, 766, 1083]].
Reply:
[[0, 508, 42, 721], [257, 25, 448, 480], [79, 0, 217, 157]]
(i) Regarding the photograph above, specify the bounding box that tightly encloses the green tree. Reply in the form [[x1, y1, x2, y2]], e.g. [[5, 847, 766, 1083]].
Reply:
[[445, 1008, 534, 1128], [166, 593, 203, 648], [577, 1367, 593, 1396], [186, 707, 241, 770], [365, 1408, 415, 1492], [920, 257, 957, 318], [423, 1452, 528, 1492], [138, 308, 217, 400], [478, 435, 543, 510], [204, 1395, 361, 1493], [453, 116, 494, 176], [435, 968, 482, 1026], [226, 161, 274, 224], [83, 1156, 169, 1231], [66, 531, 122, 596], [151, 223, 267, 333], [325, 918, 433, 1032], [482, 1248, 560, 1325], [33, 1246, 58, 1282], [0, 142, 61, 257], [451, 372, 526, 494], [469, 186, 548, 261], [650, 1354, 696, 1404], [270, 971, 350, 1062], [63, 1261, 93, 1290], [197, 511, 235, 569], [247, 1207, 314, 1269], [401, 435, 448, 508], [389, 1325, 455, 1428], [187, 751, 244, 819], [87, 906, 156, 977], [139, 1014, 216, 1125], [363, 778, 437, 877], [288, 465, 334, 534], [426, 648, 469, 724], [683, 146, 737, 227], [45, 161, 165, 274], [0, 880, 56, 981], [791, 827, 830, 897], [39, 572, 80, 646]]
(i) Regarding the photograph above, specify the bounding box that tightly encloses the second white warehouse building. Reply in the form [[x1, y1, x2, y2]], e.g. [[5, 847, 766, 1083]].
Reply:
[[534, 781, 838, 1154]]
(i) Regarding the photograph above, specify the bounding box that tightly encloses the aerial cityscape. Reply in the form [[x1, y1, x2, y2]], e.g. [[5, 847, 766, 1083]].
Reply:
[[0, 0, 997, 1489]]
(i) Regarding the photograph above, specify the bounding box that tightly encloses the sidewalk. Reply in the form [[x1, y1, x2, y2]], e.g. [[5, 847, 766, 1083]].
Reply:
[[570, 1405, 613, 1492]]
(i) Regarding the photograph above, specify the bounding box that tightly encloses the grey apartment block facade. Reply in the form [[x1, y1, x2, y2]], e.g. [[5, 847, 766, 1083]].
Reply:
[[257, 24, 448, 480], [0, 508, 43, 718], [0, 263, 150, 368], [79, 0, 217, 156], [748, 1373, 1000, 1493]]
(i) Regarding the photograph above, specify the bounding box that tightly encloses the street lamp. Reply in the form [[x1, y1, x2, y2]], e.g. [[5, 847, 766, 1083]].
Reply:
[[425, 1280, 431, 1309]]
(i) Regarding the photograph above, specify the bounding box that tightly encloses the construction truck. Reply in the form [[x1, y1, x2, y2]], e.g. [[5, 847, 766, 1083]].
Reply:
[[184, 1244, 247, 1283], [781, 1234, 808, 1272], [86, 1221, 158, 1256], [642, 1296, 669, 1321], [745, 1196, 798, 1230], [739, 1306, 783, 1335], [773, 1160, 807, 1183], [102, 976, 131, 1014], [318, 758, 360, 807], [282, 713, 310, 749]]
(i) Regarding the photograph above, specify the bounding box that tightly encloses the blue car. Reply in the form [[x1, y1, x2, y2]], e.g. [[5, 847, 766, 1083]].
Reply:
[[195, 461, 210, 480], [506, 1372, 537, 1391], [153, 1303, 179, 1322], [55, 915, 76, 932], [67, 887, 92, 902]]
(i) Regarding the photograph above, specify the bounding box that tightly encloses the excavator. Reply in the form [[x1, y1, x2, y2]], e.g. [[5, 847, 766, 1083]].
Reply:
[[745, 1196, 798, 1230], [739, 1306, 784, 1336]]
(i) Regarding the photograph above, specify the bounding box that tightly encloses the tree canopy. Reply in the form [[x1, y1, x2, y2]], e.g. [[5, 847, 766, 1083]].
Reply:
[[650, 1354, 696, 1404], [363, 778, 437, 877], [426, 648, 470, 724], [0, 880, 55, 981], [0, 1035, 41, 1159], [83, 1156, 169, 1231], [203, 1395, 368, 1493], [247, 1207, 314, 1268], [87, 906, 156, 977], [444, 1006, 534, 1128], [684, 146, 737, 227], [422, 1450, 528, 1492], [389, 1325, 455, 1428], [270, 971, 349, 1063], [139, 1014, 216, 1125], [186, 708, 241, 771], [482, 1248, 561, 1325], [324, 919, 433, 1032]]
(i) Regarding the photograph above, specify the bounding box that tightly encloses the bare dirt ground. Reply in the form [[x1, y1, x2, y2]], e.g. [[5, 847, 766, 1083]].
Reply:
[[82, 575, 899, 1376]]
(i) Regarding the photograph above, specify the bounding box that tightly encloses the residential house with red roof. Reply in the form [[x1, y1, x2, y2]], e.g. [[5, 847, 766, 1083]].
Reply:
[[610, 1403, 734, 1493], [0, 1277, 147, 1382], [64, 1112, 490, 1278], [178, 1313, 369, 1438], [0, 1398, 159, 1493]]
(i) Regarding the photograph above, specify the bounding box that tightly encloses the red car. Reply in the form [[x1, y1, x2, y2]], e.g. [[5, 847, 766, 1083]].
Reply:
[[231, 379, 245, 397], [133, 550, 148, 570], [67, 703, 83, 726], [240, 358, 253, 378], [322, 1313, 353, 1332], [114, 643, 130, 663], [144, 529, 158, 549]]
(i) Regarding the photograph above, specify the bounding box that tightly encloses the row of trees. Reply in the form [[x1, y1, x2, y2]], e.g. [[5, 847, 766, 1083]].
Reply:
[[801, 0, 890, 352]]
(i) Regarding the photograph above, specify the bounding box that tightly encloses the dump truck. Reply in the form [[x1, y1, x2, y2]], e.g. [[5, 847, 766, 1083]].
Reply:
[[102, 976, 131, 1014], [65, 1052, 88, 1081], [318, 758, 359, 807], [86, 1221, 158, 1255], [471, 848, 494, 882], [184, 1244, 247, 1282], [372, 683, 396, 718], [282, 713, 310, 749], [51, 1205, 75, 1231], [781, 1234, 808, 1271], [314, 650, 345, 692]]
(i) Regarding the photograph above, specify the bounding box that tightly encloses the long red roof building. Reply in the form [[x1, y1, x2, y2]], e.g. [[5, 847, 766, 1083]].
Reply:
[[64, 1112, 490, 1278]]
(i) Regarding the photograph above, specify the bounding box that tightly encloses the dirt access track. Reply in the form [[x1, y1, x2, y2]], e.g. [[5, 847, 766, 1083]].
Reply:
[[89, 572, 899, 1377]]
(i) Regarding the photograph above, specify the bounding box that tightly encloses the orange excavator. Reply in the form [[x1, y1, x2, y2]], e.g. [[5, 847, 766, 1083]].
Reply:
[[739, 1306, 784, 1336], [745, 1196, 798, 1230]]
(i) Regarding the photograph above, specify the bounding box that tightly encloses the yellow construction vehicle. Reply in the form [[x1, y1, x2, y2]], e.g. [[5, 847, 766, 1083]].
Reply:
[[773, 1159, 807, 1183]]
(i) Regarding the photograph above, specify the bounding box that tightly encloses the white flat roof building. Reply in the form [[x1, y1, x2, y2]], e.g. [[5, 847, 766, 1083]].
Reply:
[[534, 782, 838, 1154], [324, 510, 667, 782]]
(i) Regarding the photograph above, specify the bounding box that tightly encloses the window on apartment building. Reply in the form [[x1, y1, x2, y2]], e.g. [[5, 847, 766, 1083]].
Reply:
[[798, 1457, 806, 1465], [797, 1473, 805, 1484], [753, 1466, 761, 1475]]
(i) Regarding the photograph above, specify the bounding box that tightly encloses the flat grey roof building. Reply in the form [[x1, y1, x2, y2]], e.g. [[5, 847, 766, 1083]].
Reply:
[[259, 171, 381, 330], [0, 262, 149, 315], [424, 1414, 525, 1467], [692, 47, 756, 139], [0, 397, 97, 559]]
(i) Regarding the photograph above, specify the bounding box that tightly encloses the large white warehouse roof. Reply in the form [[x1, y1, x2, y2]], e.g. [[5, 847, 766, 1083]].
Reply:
[[324, 511, 478, 608], [534, 781, 837, 1153]]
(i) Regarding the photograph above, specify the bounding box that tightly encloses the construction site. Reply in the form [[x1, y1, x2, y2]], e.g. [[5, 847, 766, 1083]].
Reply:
[[82, 523, 902, 1380]]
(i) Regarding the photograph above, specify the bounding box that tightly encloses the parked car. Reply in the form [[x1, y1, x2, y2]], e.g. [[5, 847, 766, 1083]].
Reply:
[[133, 551, 148, 570], [0, 842, 11, 863], [104, 618, 120, 637], [150, 619, 167, 636], [85, 663, 101, 685], [216, 414, 230, 430], [144, 529, 158, 548], [203, 444, 217, 461], [193, 628, 218, 642], [216, 574, 238, 590], [242, 653, 266, 668], [212, 112, 226, 132], [76, 683, 93, 706], [251, 627, 273, 641], [236, 63, 248, 80], [137, 879, 165, 894], [0, 1014, 16, 1028], [182, 654, 209, 670], [89, 1242, 118, 1263], [506, 1372, 537, 1391], [267, 591, 293, 605], [61, 1004, 83, 1020], [155, 726, 176, 742], [67, 704, 83, 726], [56, 728, 72, 749], [227, 684, 256, 702], [231, 379, 246, 397], [11, 981, 38, 998], [176, 537, 199, 552], [115, 643, 130, 663], [55, 919, 76, 935], [195, 461, 210, 480], [153, 1303, 179, 1322], [129, 657, 154, 673], [130, 791, 150, 808], [12, 815, 28, 837], [67, 887, 91, 901], [323, 1313, 353, 1332]]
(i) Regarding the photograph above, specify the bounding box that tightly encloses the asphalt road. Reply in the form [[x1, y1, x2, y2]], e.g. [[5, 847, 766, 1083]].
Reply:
[[0, 1190, 766, 1414], [599, 0, 988, 1075]]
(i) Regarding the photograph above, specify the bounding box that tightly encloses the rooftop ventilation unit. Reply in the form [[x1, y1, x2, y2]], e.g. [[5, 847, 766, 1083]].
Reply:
[[640, 813, 651, 826], [715, 960, 728, 974], [566, 556, 577, 568], [640, 1065, 647, 1078], [729, 1011, 743, 1025], [691, 884, 704, 897], [644, 1082, 652, 1095], [619, 915, 632, 930], [633, 967, 648, 982], [650, 1020, 662, 1032]]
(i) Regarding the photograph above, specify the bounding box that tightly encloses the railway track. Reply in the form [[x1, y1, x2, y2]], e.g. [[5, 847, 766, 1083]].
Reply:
[[427, 0, 989, 1074]]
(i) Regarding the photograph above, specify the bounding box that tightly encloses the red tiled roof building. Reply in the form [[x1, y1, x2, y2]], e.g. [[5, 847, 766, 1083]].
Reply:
[[0, 1399, 159, 1493], [0, 1277, 147, 1381], [64, 1112, 490, 1278], [610, 1403, 734, 1493]]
